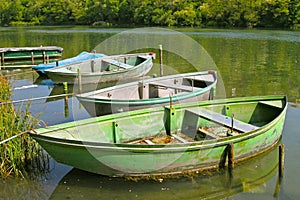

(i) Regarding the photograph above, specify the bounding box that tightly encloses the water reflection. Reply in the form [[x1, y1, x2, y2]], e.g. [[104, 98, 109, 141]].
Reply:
[[50, 144, 280, 200]]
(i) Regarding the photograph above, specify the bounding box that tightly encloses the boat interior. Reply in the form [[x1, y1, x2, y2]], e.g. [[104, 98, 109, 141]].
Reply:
[[63, 55, 148, 73], [43, 98, 285, 145], [94, 73, 215, 100], [124, 99, 284, 144]]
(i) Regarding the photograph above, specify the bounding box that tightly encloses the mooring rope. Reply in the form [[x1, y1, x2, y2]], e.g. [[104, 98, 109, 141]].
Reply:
[[0, 93, 74, 105], [0, 130, 34, 145]]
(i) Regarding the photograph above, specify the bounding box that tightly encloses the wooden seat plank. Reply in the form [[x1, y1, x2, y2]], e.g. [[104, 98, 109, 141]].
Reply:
[[187, 109, 258, 133], [171, 134, 189, 143], [184, 74, 215, 83], [149, 82, 194, 92]]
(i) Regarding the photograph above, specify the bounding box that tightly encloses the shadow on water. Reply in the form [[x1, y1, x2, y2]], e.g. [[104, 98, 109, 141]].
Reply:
[[49, 143, 281, 200]]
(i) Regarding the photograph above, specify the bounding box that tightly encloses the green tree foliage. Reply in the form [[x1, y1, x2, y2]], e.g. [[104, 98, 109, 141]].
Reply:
[[0, 0, 299, 28], [259, 0, 291, 28]]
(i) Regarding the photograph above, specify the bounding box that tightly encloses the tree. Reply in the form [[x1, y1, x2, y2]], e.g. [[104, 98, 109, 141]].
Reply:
[[173, 3, 198, 26], [0, 0, 12, 26], [259, 0, 290, 28]]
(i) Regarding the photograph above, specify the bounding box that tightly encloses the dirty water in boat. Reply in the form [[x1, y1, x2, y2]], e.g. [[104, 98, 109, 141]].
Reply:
[[0, 27, 300, 199]]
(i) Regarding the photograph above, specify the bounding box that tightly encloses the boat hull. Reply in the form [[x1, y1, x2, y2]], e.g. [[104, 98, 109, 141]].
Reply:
[[50, 144, 279, 199], [31, 96, 287, 177], [80, 91, 212, 116]]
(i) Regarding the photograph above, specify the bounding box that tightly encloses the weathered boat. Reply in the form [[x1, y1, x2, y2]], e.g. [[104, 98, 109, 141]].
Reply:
[[44, 52, 155, 84], [0, 46, 63, 67], [76, 71, 217, 116], [33, 51, 106, 75], [30, 95, 287, 177]]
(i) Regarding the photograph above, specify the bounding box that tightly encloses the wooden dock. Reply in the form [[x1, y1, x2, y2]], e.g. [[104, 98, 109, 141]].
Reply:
[[0, 46, 63, 68]]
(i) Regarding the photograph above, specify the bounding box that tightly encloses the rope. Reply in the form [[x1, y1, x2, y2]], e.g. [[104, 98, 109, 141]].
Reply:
[[0, 130, 34, 145], [0, 93, 74, 105]]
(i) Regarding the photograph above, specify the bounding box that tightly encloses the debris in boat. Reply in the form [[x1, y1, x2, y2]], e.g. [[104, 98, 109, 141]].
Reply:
[[151, 135, 172, 144], [127, 133, 194, 144], [198, 126, 240, 139]]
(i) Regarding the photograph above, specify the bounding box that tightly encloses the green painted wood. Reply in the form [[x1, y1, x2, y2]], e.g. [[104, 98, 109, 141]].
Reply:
[[30, 95, 287, 177], [186, 108, 258, 132], [0, 46, 63, 60]]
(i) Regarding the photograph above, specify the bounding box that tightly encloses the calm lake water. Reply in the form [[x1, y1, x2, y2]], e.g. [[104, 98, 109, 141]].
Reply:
[[0, 26, 300, 199]]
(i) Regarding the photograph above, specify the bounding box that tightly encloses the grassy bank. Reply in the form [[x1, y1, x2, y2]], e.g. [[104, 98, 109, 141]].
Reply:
[[0, 76, 48, 178]]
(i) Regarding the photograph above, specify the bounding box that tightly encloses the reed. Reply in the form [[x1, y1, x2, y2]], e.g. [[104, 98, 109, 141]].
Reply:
[[0, 76, 49, 178]]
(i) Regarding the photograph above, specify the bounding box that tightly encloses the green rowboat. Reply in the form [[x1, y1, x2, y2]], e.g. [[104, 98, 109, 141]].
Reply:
[[30, 95, 287, 177], [76, 71, 217, 116]]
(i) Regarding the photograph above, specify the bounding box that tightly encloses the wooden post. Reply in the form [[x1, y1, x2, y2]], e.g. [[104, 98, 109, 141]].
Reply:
[[279, 144, 285, 178], [77, 68, 82, 94], [228, 143, 234, 168], [77, 69, 82, 92], [159, 44, 163, 77], [112, 121, 118, 143], [31, 52, 34, 65], [1, 52, 5, 66], [231, 114, 234, 133], [43, 51, 46, 64], [91, 60, 95, 72], [56, 60, 59, 67], [273, 144, 285, 197], [46, 55, 49, 64], [63, 82, 68, 95], [63, 82, 69, 118]]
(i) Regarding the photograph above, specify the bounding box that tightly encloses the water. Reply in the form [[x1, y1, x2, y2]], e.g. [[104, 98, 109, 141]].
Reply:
[[0, 27, 300, 199]]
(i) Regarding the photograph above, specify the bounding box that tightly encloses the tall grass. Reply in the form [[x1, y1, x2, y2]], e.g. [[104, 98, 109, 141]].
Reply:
[[0, 76, 48, 178]]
